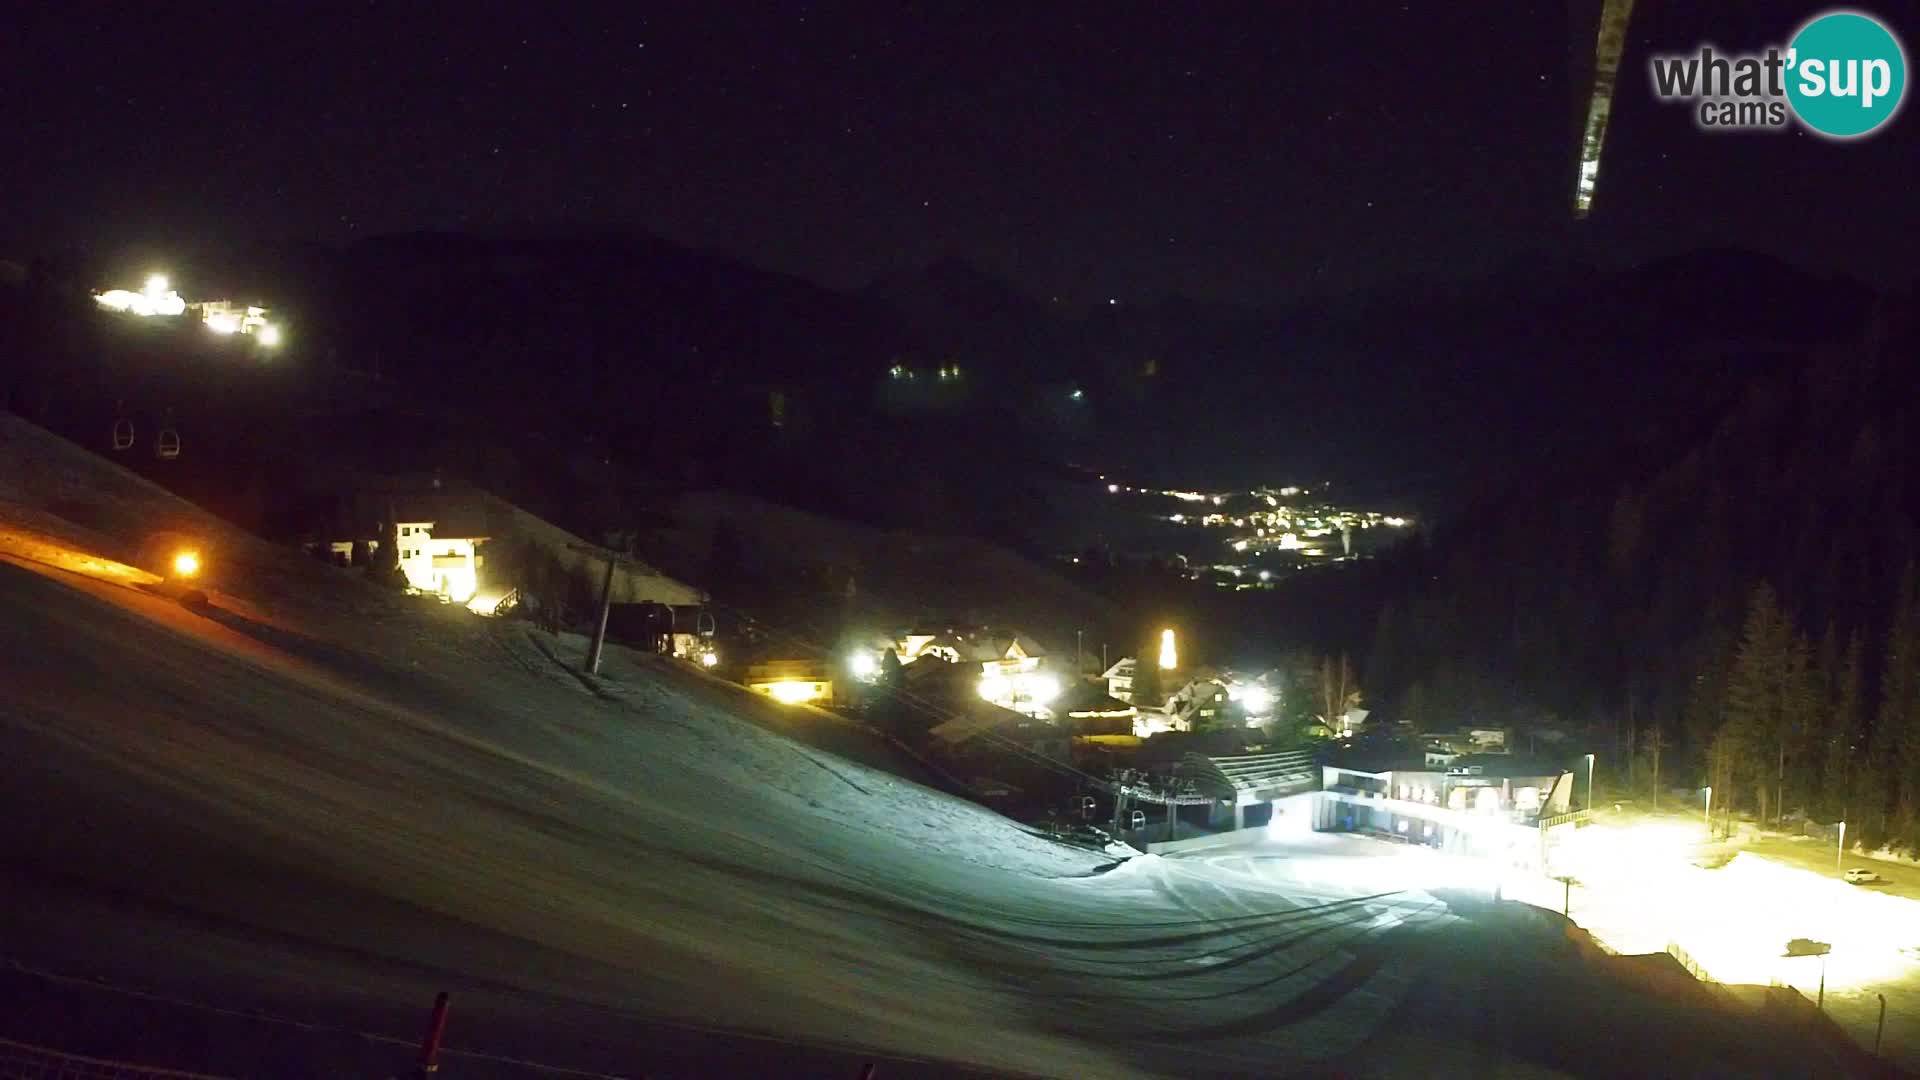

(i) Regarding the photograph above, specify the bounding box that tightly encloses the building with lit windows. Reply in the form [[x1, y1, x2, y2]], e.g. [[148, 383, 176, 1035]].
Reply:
[[393, 521, 485, 602], [313, 485, 702, 613], [745, 660, 835, 706], [1101, 657, 1137, 702], [325, 514, 489, 604]]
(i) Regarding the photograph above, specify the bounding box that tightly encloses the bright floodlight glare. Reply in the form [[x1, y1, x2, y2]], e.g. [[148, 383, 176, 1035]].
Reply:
[[978, 674, 1011, 702], [206, 314, 240, 335], [1024, 673, 1061, 706], [171, 551, 201, 578], [849, 650, 878, 679], [700, 650, 719, 668], [767, 680, 817, 704], [145, 273, 169, 296], [258, 324, 282, 346], [1241, 685, 1273, 714], [1159, 628, 1177, 670]]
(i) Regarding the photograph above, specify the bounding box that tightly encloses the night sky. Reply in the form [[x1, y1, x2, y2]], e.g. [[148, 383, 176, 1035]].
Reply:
[[5, 2, 1914, 306]]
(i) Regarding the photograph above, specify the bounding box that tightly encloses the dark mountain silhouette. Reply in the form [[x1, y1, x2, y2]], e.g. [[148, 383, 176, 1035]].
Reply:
[[0, 228, 1877, 561]]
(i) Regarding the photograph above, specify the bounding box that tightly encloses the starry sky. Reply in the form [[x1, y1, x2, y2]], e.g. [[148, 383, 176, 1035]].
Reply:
[[3, 2, 1913, 306]]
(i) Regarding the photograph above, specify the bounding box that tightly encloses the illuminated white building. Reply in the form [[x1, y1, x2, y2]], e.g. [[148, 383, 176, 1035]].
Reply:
[[1101, 657, 1137, 702], [1317, 758, 1576, 867], [331, 521, 487, 602], [392, 522, 485, 603]]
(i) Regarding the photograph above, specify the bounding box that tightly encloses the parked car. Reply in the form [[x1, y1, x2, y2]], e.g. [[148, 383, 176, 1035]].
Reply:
[[1843, 868, 1886, 885]]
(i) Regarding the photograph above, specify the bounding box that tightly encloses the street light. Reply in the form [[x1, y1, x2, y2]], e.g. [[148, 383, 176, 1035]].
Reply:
[[1838, 820, 1847, 869], [170, 550, 202, 579], [1704, 785, 1713, 838]]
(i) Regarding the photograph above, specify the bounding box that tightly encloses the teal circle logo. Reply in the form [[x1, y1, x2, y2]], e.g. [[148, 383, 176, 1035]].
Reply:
[[1786, 11, 1907, 138]]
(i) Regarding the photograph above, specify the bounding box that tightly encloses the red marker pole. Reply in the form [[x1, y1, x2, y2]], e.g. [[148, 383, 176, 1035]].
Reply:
[[415, 992, 450, 1078]]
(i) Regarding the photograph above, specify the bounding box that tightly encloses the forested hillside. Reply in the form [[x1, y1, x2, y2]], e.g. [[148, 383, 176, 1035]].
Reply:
[[1363, 293, 1920, 849]]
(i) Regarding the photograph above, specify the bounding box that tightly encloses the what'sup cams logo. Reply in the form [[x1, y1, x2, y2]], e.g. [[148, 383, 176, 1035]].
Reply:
[[1650, 9, 1907, 137]]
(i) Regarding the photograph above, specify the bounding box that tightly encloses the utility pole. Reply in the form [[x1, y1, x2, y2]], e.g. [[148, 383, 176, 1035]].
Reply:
[[568, 542, 632, 676]]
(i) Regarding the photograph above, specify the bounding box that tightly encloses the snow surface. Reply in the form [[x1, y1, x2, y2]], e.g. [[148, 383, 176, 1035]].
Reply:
[[0, 414, 1877, 1078]]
